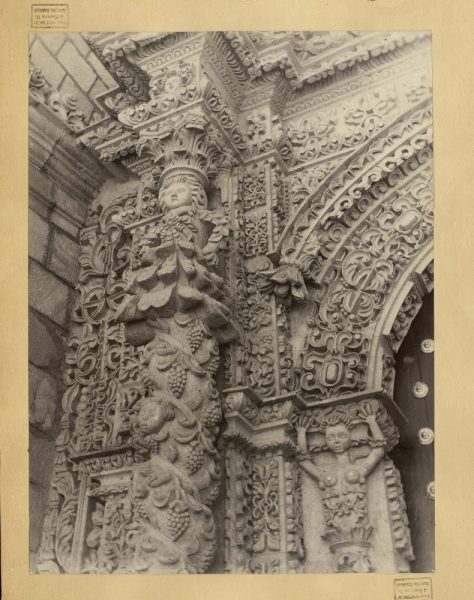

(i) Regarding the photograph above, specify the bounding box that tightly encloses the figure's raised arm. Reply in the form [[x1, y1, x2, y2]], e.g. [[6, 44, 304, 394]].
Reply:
[[358, 403, 386, 477], [296, 425, 323, 482], [296, 424, 309, 454]]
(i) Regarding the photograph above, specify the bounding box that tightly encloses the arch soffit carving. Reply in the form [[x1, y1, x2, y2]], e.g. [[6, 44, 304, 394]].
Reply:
[[366, 244, 434, 391], [289, 101, 433, 400], [277, 97, 433, 267]]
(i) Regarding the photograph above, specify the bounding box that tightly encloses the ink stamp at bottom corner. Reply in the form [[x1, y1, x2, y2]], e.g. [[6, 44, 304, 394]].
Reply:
[[394, 577, 433, 600]]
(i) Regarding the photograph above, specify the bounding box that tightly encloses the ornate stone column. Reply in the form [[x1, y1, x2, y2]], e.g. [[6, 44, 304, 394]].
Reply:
[[222, 387, 305, 573], [109, 112, 237, 572], [294, 394, 413, 573], [36, 97, 238, 576]]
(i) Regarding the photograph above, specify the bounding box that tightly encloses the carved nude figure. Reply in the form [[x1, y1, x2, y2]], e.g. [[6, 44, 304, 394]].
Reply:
[[296, 401, 386, 572]]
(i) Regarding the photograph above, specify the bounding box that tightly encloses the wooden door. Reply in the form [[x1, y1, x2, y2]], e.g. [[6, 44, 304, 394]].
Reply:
[[391, 291, 434, 572]]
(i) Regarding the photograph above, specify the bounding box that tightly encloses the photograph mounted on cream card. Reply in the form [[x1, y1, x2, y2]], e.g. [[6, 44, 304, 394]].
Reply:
[[28, 31, 433, 574]]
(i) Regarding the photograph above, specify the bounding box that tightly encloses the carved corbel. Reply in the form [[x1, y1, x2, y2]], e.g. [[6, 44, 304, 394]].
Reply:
[[260, 256, 309, 305]]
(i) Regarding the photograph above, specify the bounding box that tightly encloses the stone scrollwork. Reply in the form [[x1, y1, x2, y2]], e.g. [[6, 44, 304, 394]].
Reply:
[[29, 64, 88, 132], [34, 31, 432, 575]]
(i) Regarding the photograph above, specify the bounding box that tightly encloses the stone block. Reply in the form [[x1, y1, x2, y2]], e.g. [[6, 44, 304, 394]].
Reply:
[[48, 229, 81, 285], [58, 74, 95, 121], [29, 363, 60, 434], [85, 51, 117, 87], [29, 261, 71, 327], [29, 430, 56, 487], [69, 33, 93, 57], [57, 41, 96, 93], [89, 77, 108, 108], [29, 37, 66, 88], [29, 310, 65, 371], [30, 481, 49, 555], [40, 33, 66, 54], [29, 164, 55, 209], [50, 210, 79, 238], [29, 209, 50, 263], [53, 185, 88, 224]]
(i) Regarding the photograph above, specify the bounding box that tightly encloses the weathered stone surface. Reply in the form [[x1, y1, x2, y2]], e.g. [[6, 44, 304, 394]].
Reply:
[[57, 42, 96, 93], [28, 209, 50, 263], [31, 31, 433, 575], [29, 310, 65, 371], [29, 261, 72, 327], [29, 431, 57, 487], [50, 211, 79, 238], [29, 36, 66, 88], [29, 363, 60, 434], [48, 229, 81, 285], [30, 481, 50, 554], [29, 164, 55, 212], [68, 33, 92, 58], [38, 32, 66, 55], [53, 186, 88, 225]]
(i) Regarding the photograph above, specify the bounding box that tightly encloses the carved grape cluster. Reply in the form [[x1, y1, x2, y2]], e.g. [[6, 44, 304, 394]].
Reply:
[[134, 500, 148, 521], [166, 505, 190, 541], [200, 542, 216, 571], [142, 373, 154, 394], [203, 402, 221, 430], [186, 440, 205, 475], [207, 354, 221, 376], [186, 322, 204, 353], [168, 364, 187, 398]]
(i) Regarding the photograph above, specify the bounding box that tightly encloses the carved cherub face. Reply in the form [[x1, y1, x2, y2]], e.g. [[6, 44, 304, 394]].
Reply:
[[137, 399, 166, 434], [325, 424, 351, 454], [160, 181, 193, 211], [164, 74, 182, 93]]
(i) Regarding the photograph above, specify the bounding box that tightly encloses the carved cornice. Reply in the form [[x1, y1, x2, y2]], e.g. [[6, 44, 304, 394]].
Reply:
[[283, 37, 431, 120], [75, 32, 431, 179], [225, 31, 429, 90]]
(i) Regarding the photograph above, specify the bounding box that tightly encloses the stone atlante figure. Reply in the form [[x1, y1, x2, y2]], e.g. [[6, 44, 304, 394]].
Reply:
[[295, 401, 387, 572]]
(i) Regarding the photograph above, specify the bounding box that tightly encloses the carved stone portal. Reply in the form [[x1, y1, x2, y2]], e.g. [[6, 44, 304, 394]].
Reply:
[[32, 31, 433, 573]]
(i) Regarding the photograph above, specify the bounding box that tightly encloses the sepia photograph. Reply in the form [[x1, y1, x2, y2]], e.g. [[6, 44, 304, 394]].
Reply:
[[27, 30, 435, 575]]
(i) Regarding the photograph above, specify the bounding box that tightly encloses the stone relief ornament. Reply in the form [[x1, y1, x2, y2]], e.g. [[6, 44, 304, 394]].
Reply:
[[260, 258, 309, 304], [296, 399, 390, 572], [29, 64, 88, 132], [34, 30, 432, 574], [109, 172, 237, 572]]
